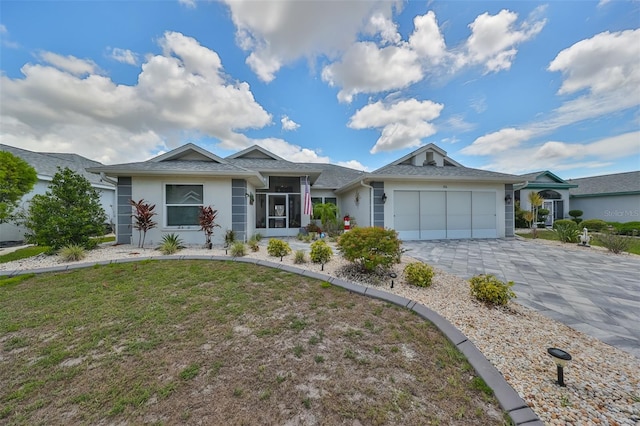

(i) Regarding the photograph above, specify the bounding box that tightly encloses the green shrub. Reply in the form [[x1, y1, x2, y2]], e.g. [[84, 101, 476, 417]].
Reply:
[[248, 237, 260, 252], [469, 274, 516, 306], [553, 222, 580, 243], [59, 244, 86, 262], [225, 230, 235, 245], [230, 241, 246, 257], [568, 210, 583, 219], [160, 233, 184, 255], [294, 250, 306, 264], [580, 219, 608, 232], [552, 219, 577, 230], [310, 240, 332, 270], [253, 233, 264, 242], [404, 262, 434, 287], [572, 218, 583, 225], [267, 239, 291, 260], [337, 227, 401, 273], [608, 221, 640, 236], [595, 232, 632, 254]]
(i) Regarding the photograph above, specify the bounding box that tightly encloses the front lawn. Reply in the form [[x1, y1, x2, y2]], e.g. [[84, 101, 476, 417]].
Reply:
[[516, 230, 640, 255], [0, 260, 506, 425]]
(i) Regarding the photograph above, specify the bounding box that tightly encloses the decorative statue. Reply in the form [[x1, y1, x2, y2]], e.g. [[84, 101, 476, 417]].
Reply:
[[579, 228, 591, 247]]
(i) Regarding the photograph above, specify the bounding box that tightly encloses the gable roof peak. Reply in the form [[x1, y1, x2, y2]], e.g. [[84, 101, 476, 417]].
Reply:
[[226, 145, 284, 161], [388, 143, 462, 168], [149, 143, 226, 164]]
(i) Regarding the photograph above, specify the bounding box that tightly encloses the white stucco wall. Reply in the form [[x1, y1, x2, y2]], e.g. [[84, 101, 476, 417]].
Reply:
[[570, 195, 640, 223], [339, 186, 372, 228], [130, 176, 233, 247]]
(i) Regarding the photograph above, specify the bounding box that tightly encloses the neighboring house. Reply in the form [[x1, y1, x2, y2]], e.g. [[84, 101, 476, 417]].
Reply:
[[89, 143, 522, 246], [514, 171, 577, 227], [0, 144, 116, 242], [567, 171, 640, 223]]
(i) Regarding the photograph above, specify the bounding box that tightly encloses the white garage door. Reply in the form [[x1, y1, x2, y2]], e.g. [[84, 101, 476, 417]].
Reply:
[[393, 191, 497, 240]]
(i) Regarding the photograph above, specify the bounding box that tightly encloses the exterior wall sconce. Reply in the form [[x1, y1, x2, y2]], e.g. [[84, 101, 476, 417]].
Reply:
[[547, 347, 572, 386], [505, 194, 512, 204], [381, 193, 387, 204]]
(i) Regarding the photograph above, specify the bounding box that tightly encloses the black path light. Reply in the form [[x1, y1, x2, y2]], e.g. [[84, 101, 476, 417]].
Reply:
[[547, 347, 572, 387], [389, 272, 397, 288]]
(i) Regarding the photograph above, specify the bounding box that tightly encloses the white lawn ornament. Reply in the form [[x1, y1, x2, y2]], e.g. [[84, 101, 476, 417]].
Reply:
[[579, 227, 591, 247]]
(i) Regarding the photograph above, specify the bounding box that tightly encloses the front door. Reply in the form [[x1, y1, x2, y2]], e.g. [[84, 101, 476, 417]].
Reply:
[[255, 192, 301, 237]]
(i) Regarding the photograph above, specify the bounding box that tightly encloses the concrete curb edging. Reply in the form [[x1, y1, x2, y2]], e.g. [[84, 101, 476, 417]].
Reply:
[[1, 255, 541, 425]]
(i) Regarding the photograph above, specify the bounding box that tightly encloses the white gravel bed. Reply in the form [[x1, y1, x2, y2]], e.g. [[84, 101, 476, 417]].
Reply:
[[2, 240, 639, 425]]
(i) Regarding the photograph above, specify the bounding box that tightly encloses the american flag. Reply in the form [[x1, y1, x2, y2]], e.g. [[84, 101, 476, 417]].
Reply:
[[303, 176, 312, 216]]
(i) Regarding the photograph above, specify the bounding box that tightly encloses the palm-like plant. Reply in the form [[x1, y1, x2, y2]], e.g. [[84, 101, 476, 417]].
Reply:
[[130, 199, 157, 248], [527, 192, 543, 238], [313, 203, 338, 230], [199, 205, 220, 249]]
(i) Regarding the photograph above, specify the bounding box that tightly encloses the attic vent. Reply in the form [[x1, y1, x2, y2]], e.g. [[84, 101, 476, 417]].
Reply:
[[423, 151, 437, 166]]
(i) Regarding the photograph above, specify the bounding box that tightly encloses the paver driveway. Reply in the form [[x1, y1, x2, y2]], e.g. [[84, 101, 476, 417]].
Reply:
[[403, 238, 640, 358]]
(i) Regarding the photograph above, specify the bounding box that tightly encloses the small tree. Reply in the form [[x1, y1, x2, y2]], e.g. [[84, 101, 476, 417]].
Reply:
[[313, 203, 339, 233], [199, 205, 220, 249], [527, 191, 543, 238], [310, 239, 332, 270], [0, 151, 37, 224], [130, 199, 157, 248], [568, 210, 583, 225], [24, 167, 106, 249]]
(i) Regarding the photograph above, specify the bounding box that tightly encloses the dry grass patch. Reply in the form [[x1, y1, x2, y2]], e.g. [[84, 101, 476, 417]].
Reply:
[[1, 260, 508, 425]]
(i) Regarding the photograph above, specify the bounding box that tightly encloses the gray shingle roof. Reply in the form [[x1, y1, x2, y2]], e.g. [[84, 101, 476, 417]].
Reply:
[[91, 160, 248, 173], [1, 144, 111, 187], [227, 158, 318, 173], [568, 171, 640, 196], [370, 164, 523, 182], [298, 163, 365, 188]]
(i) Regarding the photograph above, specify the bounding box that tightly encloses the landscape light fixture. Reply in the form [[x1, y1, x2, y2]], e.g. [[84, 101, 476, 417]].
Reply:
[[381, 193, 387, 204], [389, 272, 397, 288], [547, 347, 572, 387]]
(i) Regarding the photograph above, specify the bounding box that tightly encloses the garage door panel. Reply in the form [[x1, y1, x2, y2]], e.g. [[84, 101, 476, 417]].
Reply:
[[394, 191, 420, 240], [419, 191, 446, 239], [446, 192, 471, 238], [472, 192, 497, 238]]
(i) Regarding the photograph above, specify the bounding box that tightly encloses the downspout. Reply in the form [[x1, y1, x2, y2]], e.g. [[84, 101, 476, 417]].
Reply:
[[360, 180, 374, 227]]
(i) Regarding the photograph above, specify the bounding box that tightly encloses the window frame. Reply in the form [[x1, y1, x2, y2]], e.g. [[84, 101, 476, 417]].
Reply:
[[164, 183, 204, 228]]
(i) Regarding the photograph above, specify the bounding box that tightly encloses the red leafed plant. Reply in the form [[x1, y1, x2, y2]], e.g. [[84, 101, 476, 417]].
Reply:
[[130, 199, 157, 248], [199, 205, 220, 249]]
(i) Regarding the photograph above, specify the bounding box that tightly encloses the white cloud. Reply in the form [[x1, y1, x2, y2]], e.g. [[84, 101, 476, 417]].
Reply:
[[336, 159, 369, 172], [408, 11, 447, 65], [0, 24, 19, 49], [0, 24, 6, 34], [548, 29, 640, 96], [281, 115, 300, 131], [365, 12, 401, 45], [109, 48, 138, 65], [178, 0, 196, 8], [461, 128, 533, 155], [349, 99, 444, 153], [322, 42, 423, 103], [0, 31, 277, 163], [456, 8, 546, 73], [479, 131, 640, 174], [38, 51, 100, 76], [255, 138, 329, 163], [222, 0, 398, 82]]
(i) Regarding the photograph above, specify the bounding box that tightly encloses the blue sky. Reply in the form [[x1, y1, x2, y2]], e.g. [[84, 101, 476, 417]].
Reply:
[[1, 0, 638, 178]]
